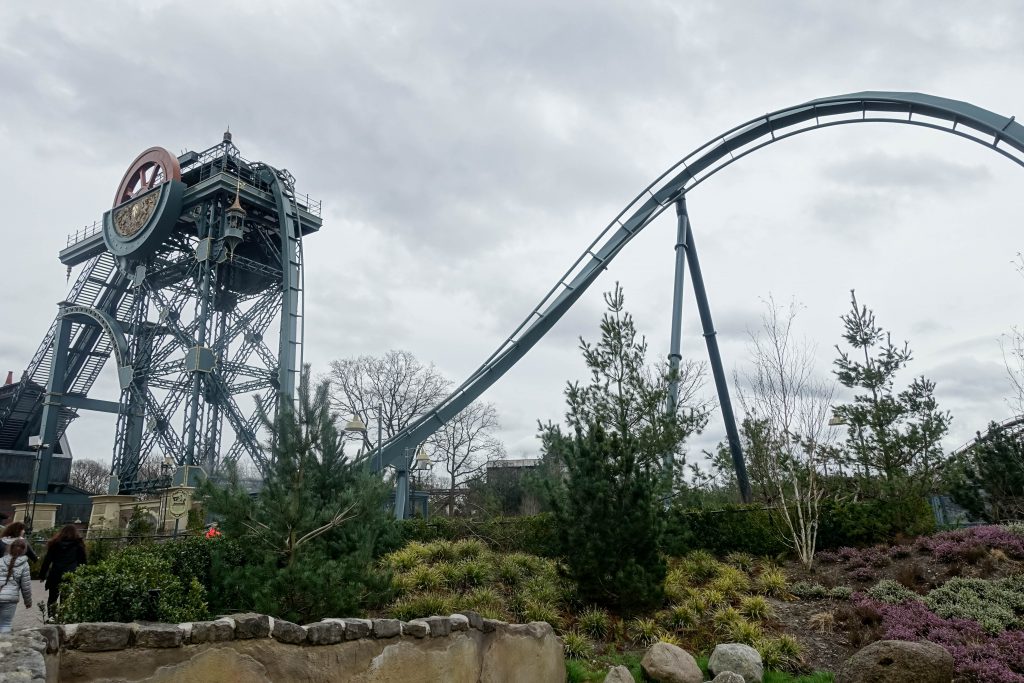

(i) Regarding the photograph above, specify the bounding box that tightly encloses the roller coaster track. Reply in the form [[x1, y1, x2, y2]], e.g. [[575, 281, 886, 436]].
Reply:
[[375, 91, 1024, 475], [950, 414, 1024, 459]]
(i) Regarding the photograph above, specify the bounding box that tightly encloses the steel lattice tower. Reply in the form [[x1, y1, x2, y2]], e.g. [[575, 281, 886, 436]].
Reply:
[[5, 133, 321, 494]]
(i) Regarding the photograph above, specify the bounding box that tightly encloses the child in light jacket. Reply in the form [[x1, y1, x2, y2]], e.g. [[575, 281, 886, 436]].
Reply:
[[0, 538, 33, 632]]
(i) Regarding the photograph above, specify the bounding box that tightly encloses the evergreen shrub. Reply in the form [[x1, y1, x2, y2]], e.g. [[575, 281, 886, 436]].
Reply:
[[57, 551, 207, 624]]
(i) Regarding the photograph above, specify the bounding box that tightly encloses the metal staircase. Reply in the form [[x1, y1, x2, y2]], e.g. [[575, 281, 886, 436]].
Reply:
[[0, 252, 129, 449]]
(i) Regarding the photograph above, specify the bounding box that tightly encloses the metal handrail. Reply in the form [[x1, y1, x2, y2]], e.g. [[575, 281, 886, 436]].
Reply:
[[65, 221, 102, 248]]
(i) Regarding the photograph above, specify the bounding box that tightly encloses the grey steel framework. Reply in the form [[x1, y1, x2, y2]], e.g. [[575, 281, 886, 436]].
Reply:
[[1, 134, 321, 497], [378, 91, 1024, 515]]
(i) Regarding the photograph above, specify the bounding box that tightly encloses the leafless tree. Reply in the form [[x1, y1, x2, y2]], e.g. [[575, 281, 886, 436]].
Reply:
[[738, 296, 838, 568], [1002, 253, 1024, 415], [69, 458, 109, 494], [325, 350, 450, 452], [428, 401, 506, 516]]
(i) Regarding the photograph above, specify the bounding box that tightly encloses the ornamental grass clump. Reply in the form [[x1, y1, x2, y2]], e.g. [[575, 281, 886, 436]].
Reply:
[[709, 566, 751, 598], [755, 567, 789, 597], [739, 595, 773, 621], [664, 604, 699, 629], [561, 630, 594, 660], [628, 617, 662, 646], [756, 634, 804, 673], [577, 606, 611, 640], [381, 542, 567, 625], [724, 552, 757, 572], [388, 591, 455, 621]]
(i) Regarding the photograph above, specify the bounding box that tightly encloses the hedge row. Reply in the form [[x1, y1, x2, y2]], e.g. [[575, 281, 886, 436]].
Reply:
[[399, 496, 935, 559]]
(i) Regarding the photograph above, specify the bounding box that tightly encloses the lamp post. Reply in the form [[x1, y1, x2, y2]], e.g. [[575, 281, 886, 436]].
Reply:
[[25, 436, 51, 534], [158, 455, 174, 533], [344, 405, 384, 469], [411, 445, 433, 517]]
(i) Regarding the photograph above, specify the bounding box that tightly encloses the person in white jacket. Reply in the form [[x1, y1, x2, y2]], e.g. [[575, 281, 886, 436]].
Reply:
[[0, 538, 32, 632]]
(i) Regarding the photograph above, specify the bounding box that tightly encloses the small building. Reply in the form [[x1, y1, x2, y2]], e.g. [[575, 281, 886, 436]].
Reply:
[[0, 374, 97, 527], [486, 458, 543, 516]]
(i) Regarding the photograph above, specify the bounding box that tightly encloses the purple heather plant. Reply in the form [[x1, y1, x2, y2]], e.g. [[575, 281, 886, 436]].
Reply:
[[816, 550, 839, 564], [922, 526, 1024, 564], [838, 547, 859, 561], [850, 567, 876, 583], [854, 595, 1024, 682]]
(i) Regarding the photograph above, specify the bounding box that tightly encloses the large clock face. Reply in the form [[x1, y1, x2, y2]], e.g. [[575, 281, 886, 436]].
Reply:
[[103, 147, 185, 259]]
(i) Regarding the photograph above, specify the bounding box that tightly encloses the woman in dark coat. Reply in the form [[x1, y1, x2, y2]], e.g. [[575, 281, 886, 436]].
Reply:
[[39, 525, 86, 610]]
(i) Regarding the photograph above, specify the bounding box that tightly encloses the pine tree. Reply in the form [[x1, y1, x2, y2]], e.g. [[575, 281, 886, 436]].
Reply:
[[832, 290, 951, 496], [200, 365, 398, 623], [948, 423, 1024, 522], [542, 284, 703, 613]]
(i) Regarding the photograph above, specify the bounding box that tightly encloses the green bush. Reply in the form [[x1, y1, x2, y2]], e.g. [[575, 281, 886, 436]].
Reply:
[[817, 497, 934, 548], [828, 586, 853, 600], [664, 505, 788, 557], [865, 579, 921, 605], [790, 581, 828, 600], [924, 576, 1024, 634], [57, 551, 207, 624]]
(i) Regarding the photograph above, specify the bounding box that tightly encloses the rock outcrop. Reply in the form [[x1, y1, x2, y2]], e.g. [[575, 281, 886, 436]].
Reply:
[[603, 664, 634, 683], [640, 642, 703, 683], [836, 639, 954, 683], [707, 643, 764, 683]]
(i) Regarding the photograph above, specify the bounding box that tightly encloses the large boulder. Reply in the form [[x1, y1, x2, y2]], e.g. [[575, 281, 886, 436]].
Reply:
[[712, 674, 746, 683], [708, 643, 764, 683], [836, 640, 954, 683], [641, 642, 703, 683], [604, 665, 634, 683]]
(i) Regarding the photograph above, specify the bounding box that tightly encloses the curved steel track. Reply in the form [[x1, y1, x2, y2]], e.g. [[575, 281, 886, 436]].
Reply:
[[373, 91, 1024, 475]]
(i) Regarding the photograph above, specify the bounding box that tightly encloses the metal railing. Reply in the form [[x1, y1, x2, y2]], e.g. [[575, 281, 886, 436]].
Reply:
[[64, 221, 102, 248]]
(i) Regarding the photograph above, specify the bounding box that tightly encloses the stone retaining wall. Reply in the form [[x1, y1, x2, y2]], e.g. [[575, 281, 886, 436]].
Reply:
[[0, 612, 564, 683]]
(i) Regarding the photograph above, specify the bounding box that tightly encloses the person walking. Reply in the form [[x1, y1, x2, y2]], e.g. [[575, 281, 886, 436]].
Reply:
[[0, 523, 37, 563], [0, 539, 32, 633], [39, 525, 86, 612]]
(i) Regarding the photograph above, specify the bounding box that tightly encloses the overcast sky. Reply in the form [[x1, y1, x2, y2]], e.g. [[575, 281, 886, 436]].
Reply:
[[2, 1, 1023, 470]]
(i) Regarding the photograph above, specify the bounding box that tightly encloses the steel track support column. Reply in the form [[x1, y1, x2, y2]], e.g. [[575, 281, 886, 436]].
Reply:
[[31, 304, 72, 527], [393, 456, 410, 520], [681, 205, 752, 503], [665, 198, 691, 472]]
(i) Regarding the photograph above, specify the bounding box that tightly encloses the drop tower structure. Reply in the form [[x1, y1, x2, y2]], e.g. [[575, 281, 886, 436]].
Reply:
[[0, 133, 321, 500]]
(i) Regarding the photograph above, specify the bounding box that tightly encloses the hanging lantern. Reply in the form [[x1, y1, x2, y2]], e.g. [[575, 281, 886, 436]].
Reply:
[[223, 184, 246, 259]]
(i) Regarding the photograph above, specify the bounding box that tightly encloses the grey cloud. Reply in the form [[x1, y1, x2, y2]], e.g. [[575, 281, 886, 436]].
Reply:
[[824, 152, 991, 191], [3, 1, 1024, 466]]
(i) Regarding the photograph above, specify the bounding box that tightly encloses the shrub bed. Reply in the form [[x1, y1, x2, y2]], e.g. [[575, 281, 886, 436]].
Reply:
[[400, 497, 935, 561]]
